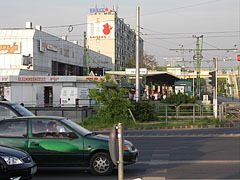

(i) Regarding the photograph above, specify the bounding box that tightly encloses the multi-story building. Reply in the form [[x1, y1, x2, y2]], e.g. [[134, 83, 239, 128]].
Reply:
[[87, 8, 143, 71], [0, 22, 112, 76]]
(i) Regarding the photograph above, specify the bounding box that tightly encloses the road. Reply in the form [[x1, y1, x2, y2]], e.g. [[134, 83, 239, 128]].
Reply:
[[33, 128, 240, 180]]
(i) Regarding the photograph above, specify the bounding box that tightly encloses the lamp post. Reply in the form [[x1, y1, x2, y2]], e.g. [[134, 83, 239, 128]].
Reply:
[[213, 58, 218, 119]]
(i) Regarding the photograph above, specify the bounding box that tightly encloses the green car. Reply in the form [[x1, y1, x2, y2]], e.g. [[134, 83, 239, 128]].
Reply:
[[0, 116, 138, 175]]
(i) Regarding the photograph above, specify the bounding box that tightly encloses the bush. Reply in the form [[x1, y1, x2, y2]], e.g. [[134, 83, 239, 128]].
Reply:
[[162, 93, 195, 106], [132, 100, 157, 122]]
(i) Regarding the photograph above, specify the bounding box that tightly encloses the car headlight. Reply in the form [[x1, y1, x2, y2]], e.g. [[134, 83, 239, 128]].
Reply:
[[1, 156, 24, 165], [124, 144, 133, 151]]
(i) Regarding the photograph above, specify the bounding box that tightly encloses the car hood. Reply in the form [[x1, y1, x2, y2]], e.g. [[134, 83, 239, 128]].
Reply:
[[0, 146, 28, 158], [87, 134, 133, 145], [88, 134, 109, 141]]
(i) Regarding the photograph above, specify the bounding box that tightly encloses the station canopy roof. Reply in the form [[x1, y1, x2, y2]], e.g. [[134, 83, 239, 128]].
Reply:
[[106, 71, 179, 86]]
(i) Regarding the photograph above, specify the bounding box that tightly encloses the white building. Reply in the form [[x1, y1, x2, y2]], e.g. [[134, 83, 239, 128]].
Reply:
[[0, 22, 112, 76], [87, 8, 143, 71], [0, 75, 102, 106]]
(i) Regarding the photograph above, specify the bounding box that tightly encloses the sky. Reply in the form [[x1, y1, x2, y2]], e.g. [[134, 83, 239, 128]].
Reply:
[[0, 0, 239, 70]]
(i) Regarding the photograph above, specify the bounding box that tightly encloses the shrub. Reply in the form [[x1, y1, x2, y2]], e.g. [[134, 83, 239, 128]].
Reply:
[[132, 100, 157, 122]]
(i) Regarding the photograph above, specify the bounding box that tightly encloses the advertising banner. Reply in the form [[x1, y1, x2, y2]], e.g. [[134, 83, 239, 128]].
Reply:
[[88, 21, 114, 39]]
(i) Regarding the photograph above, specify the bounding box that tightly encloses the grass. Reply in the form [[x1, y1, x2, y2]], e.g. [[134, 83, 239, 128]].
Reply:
[[80, 116, 227, 130]]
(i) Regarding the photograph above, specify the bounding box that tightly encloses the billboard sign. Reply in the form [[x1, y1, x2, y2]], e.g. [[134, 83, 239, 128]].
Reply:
[[0, 42, 21, 54], [88, 21, 114, 39], [90, 7, 109, 14]]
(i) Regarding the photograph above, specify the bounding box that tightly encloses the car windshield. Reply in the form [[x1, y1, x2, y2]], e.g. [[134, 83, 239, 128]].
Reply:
[[61, 118, 91, 136], [11, 104, 35, 116]]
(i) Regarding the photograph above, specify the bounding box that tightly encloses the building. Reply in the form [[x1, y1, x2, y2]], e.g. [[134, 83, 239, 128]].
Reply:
[[0, 22, 112, 76], [0, 75, 102, 107], [87, 7, 144, 71]]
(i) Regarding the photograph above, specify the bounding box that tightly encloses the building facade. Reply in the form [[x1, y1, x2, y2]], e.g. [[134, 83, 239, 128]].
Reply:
[[87, 8, 144, 71], [0, 22, 112, 76]]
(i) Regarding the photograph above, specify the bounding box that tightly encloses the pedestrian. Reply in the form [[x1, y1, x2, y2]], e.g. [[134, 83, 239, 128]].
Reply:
[[154, 91, 158, 101], [142, 90, 147, 101], [129, 91, 133, 100]]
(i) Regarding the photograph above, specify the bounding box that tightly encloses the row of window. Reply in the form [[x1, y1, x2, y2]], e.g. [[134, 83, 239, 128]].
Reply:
[[0, 119, 76, 139]]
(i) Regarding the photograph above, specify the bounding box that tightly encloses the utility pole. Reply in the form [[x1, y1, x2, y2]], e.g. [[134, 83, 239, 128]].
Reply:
[[195, 35, 202, 98], [213, 58, 218, 119], [83, 31, 87, 76], [135, 6, 140, 102], [87, 52, 90, 76], [170, 37, 237, 99]]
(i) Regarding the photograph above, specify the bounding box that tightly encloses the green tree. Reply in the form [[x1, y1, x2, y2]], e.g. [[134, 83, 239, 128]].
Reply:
[[126, 53, 158, 70], [87, 74, 134, 126]]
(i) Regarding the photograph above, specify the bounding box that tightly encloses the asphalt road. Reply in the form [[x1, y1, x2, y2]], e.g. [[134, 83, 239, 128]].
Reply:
[[32, 128, 240, 180]]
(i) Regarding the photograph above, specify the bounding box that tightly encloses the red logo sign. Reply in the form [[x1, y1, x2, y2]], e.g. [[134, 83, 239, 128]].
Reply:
[[102, 23, 113, 35], [238, 54, 240, 62]]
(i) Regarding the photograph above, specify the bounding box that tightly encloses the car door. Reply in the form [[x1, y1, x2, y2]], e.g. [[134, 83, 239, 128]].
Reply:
[[0, 119, 29, 151], [28, 118, 84, 166]]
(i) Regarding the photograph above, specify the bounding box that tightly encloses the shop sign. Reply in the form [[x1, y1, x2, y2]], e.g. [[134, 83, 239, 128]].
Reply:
[[39, 40, 47, 52], [90, 7, 109, 14], [63, 48, 69, 57], [0, 42, 21, 54], [47, 44, 58, 52], [125, 68, 147, 75]]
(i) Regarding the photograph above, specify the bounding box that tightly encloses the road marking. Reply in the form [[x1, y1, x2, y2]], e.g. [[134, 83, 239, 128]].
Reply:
[[125, 134, 240, 138], [137, 160, 240, 165], [142, 177, 165, 180]]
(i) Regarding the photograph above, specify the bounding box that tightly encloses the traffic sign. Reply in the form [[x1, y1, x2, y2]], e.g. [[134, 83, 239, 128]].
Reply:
[[238, 54, 240, 62]]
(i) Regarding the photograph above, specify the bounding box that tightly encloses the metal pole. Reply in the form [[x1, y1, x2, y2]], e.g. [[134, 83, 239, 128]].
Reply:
[[238, 65, 240, 101], [83, 32, 87, 76], [117, 123, 124, 180], [87, 52, 90, 76], [165, 105, 168, 126], [193, 105, 195, 123], [196, 37, 200, 98], [214, 58, 218, 119], [135, 6, 140, 102], [193, 76, 195, 96]]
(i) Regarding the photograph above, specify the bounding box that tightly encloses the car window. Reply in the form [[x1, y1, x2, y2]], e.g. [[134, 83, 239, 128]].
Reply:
[[61, 118, 91, 136], [10, 104, 34, 116], [31, 119, 76, 139], [0, 120, 27, 138], [0, 106, 17, 120]]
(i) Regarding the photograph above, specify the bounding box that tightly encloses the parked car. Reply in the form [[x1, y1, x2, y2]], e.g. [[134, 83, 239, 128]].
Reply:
[[0, 145, 37, 180], [0, 116, 138, 175], [0, 101, 35, 120]]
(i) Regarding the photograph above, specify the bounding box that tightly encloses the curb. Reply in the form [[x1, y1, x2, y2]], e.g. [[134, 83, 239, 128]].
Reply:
[[91, 122, 235, 132]]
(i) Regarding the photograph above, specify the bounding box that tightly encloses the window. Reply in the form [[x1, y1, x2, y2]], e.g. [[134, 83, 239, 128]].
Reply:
[[0, 106, 17, 120], [31, 119, 75, 139], [0, 120, 27, 137]]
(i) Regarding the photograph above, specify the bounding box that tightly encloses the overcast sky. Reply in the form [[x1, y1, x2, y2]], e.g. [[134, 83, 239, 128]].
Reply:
[[0, 0, 239, 70]]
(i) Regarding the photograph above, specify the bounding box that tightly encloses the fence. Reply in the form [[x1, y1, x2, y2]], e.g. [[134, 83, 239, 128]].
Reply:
[[26, 102, 239, 125], [152, 102, 219, 125], [26, 106, 95, 123], [221, 102, 240, 121]]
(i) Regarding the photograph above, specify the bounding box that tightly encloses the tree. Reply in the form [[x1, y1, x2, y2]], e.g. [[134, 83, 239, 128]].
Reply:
[[126, 53, 158, 70], [87, 74, 134, 126]]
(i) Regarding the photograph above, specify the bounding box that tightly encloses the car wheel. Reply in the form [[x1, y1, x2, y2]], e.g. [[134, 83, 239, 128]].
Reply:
[[89, 152, 113, 176]]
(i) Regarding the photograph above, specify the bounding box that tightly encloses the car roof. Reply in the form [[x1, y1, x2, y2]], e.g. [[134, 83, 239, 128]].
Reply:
[[0, 101, 16, 105], [2, 116, 67, 121]]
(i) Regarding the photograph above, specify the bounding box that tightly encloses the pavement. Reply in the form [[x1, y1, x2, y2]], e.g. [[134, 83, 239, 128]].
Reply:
[[92, 121, 236, 133]]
